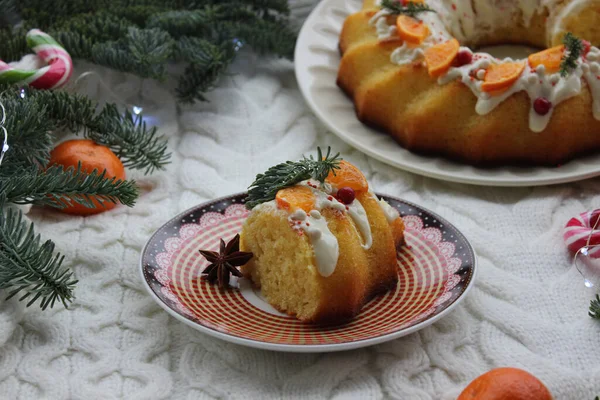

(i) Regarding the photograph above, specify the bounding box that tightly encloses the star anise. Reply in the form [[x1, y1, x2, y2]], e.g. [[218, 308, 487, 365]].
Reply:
[[199, 234, 253, 289]]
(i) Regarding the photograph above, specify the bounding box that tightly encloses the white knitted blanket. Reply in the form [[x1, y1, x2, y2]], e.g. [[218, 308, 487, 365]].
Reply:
[[1, 2, 600, 399]]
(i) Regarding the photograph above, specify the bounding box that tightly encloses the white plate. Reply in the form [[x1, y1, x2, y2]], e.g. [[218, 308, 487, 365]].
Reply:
[[294, 0, 600, 186]]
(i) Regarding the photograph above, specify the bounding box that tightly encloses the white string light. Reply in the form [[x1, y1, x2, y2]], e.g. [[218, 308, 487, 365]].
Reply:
[[574, 211, 600, 288], [0, 98, 8, 167]]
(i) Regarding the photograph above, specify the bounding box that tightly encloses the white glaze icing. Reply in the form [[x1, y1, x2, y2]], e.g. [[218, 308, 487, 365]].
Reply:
[[282, 180, 376, 277], [289, 209, 339, 277], [303, 180, 373, 250], [378, 198, 400, 223], [367, 0, 600, 131], [346, 198, 373, 249], [582, 47, 600, 119], [390, 42, 425, 65]]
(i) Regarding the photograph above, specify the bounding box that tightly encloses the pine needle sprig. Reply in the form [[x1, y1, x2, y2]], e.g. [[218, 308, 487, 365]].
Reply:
[[2, 86, 171, 173], [590, 294, 600, 319], [0, 206, 77, 309], [560, 32, 584, 77], [1, 0, 296, 102], [1, 164, 139, 209], [245, 147, 341, 209], [380, 0, 436, 18], [89, 105, 171, 174]]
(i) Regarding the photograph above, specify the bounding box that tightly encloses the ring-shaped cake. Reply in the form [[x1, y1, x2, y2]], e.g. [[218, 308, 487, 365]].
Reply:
[[338, 0, 600, 165]]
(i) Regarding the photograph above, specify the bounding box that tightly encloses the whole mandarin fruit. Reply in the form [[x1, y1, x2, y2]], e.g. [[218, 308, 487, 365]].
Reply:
[[48, 139, 126, 215], [458, 367, 552, 400]]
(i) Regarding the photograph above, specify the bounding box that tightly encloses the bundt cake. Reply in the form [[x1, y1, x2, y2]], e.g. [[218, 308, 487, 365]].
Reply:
[[338, 0, 600, 165], [240, 153, 404, 324]]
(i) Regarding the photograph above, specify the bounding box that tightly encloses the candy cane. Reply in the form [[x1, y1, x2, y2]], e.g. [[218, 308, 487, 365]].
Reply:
[[564, 210, 600, 257], [0, 29, 73, 90]]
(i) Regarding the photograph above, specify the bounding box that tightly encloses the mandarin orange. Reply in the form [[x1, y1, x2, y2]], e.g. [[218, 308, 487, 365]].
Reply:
[[458, 367, 552, 400], [48, 139, 126, 215]]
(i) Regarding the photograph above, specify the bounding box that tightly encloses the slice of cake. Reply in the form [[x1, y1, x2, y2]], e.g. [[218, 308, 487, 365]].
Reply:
[[240, 149, 404, 324]]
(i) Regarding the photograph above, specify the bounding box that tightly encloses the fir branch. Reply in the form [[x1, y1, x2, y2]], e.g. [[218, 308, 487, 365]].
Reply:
[[0, 206, 77, 309], [0, 95, 53, 170], [590, 294, 600, 319], [560, 32, 584, 77], [9, 87, 171, 173], [90, 28, 174, 80], [176, 39, 236, 103], [0, 27, 29, 62], [380, 0, 436, 18], [0, 164, 138, 209], [245, 147, 341, 209], [88, 105, 171, 174], [2, 0, 296, 102], [220, 18, 296, 58]]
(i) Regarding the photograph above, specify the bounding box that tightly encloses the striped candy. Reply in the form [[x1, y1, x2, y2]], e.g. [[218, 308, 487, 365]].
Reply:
[[0, 29, 73, 90], [564, 210, 600, 257]]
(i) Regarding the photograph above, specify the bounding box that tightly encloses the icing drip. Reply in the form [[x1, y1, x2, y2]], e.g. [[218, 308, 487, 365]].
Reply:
[[375, 13, 397, 39], [346, 199, 373, 249], [307, 181, 373, 250], [391, 43, 425, 66], [283, 180, 376, 277], [378, 198, 400, 223], [582, 48, 600, 119], [289, 209, 339, 278]]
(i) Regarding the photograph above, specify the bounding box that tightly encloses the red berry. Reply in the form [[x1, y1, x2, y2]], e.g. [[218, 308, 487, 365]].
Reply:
[[533, 97, 552, 116], [456, 50, 473, 67], [336, 187, 356, 205], [583, 40, 592, 56]]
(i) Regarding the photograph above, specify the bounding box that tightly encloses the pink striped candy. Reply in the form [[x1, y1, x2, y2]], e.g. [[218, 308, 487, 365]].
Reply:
[[0, 29, 73, 90], [564, 210, 600, 256]]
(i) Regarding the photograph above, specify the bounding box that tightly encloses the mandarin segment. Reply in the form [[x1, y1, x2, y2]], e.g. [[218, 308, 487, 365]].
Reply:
[[275, 186, 315, 213], [481, 62, 526, 93], [396, 15, 430, 44], [424, 38, 460, 77], [326, 160, 369, 192], [528, 45, 565, 74], [458, 367, 552, 400]]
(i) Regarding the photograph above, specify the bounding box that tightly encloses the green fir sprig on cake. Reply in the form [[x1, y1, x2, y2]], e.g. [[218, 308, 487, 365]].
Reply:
[[560, 32, 585, 77], [245, 147, 341, 210], [380, 0, 436, 18]]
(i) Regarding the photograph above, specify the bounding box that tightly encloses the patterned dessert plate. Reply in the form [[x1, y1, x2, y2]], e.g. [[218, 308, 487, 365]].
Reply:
[[140, 193, 477, 352], [294, 0, 600, 186]]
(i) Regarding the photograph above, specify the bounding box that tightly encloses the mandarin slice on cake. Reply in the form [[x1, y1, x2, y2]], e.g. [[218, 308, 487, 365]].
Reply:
[[396, 15, 430, 44], [481, 62, 526, 93], [528, 45, 565, 74], [325, 160, 369, 192], [424, 38, 460, 77], [275, 186, 316, 213]]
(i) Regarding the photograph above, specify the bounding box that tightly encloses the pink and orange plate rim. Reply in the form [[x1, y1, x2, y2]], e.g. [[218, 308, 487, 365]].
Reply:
[[140, 193, 477, 352]]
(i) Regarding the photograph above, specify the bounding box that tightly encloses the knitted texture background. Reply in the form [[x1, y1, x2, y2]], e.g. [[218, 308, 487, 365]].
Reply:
[[1, 1, 600, 398]]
